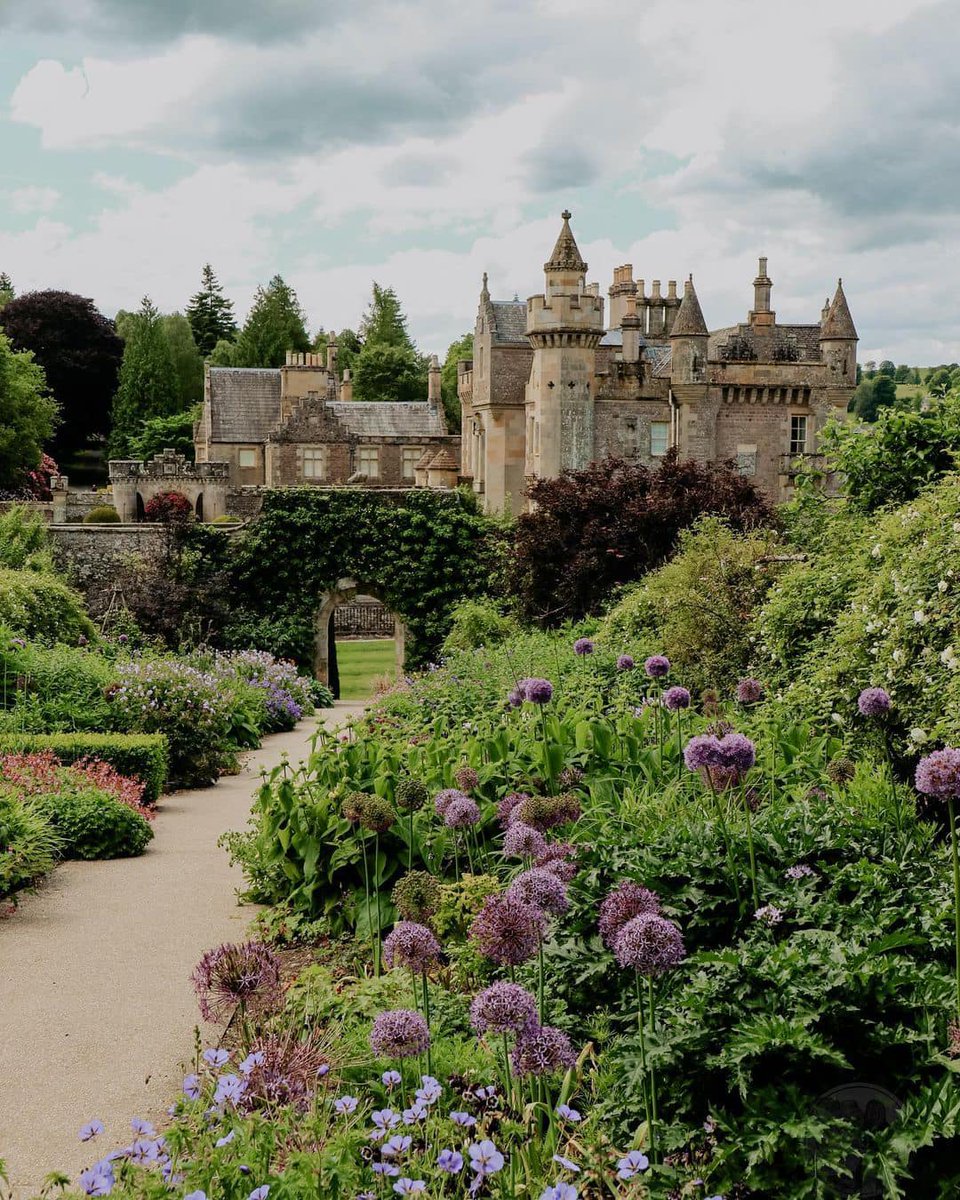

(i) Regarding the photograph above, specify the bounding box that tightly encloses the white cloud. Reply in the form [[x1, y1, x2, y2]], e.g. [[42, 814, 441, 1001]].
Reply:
[[7, 185, 60, 213]]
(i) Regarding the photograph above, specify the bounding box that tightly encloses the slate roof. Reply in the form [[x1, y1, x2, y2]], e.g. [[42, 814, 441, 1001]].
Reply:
[[671, 277, 708, 336], [325, 401, 446, 438], [490, 301, 528, 344], [544, 210, 587, 273], [820, 281, 857, 340], [707, 324, 822, 363], [208, 368, 281, 443]]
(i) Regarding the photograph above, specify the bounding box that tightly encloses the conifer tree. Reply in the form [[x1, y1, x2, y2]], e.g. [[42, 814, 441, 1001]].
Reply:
[[109, 296, 179, 457], [0, 272, 14, 311], [358, 282, 415, 350], [234, 274, 310, 368], [186, 264, 238, 356], [352, 282, 427, 402]]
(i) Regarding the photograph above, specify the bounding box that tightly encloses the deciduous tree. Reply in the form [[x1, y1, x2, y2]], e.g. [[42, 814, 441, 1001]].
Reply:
[[109, 297, 178, 457], [352, 343, 428, 404], [0, 333, 58, 491], [440, 332, 472, 428]]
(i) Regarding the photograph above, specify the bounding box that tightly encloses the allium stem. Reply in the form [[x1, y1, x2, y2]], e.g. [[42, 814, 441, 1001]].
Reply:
[[647, 976, 659, 1162], [741, 782, 759, 912], [408, 810, 414, 872], [705, 775, 742, 910], [360, 834, 373, 977], [675, 710, 683, 784], [539, 706, 554, 793], [950, 798, 960, 1022], [538, 940, 545, 1024], [881, 730, 902, 832], [635, 972, 653, 1161], [374, 833, 382, 977], [421, 971, 433, 1076]]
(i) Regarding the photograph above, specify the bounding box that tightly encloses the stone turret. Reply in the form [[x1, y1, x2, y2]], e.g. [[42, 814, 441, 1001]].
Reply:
[[670, 275, 709, 383], [819, 279, 858, 382]]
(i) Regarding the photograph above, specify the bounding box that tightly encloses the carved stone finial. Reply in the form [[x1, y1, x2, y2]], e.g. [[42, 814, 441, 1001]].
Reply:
[[561, 209, 571, 221]]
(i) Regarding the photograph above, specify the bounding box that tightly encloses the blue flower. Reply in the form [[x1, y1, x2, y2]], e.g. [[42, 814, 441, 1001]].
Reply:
[[79, 1120, 105, 1142], [616, 1150, 649, 1179], [126, 1138, 162, 1165], [450, 1111, 476, 1127], [203, 1048, 230, 1067], [239, 1051, 265, 1075], [552, 1154, 580, 1172], [248, 1187, 270, 1200], [540, 1184, 578, 1200], [392, 1182, 426, 1196], [78, 1162, 114, 1196], [437, 1149, 464, 1173], [555, 1104, 581, 1122], [216, 1130, 236, 1148], [468, 1140, 505, 1176], [403, 1104, 429, 1124], [213, 1074, 247, 1106], [382, 1070, 402, 1087], [184, 1193, 207, 1200], [372, 1163, 400, 1177], [130, 1118, 156, 1136], [335, 1095, 359, 1116], [382, 1135, 413, 1158], [183, 1074, 201, 1099]]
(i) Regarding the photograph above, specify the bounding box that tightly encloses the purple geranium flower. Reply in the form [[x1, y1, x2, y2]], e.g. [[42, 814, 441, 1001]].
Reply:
[[616, 1150, 649, 1179], [469, 1140, 505, 1176], [79, 1120, 104, 1142], [438, 1149, 464, 1173]]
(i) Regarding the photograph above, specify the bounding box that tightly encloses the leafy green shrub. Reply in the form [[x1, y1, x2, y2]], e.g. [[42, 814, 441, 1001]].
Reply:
[[211, 514, 241, 525], [0, 732, 168, 802], [0, 504, 54, 572], [83, 505, 121, 524], [441, 597, 519, 655], [28, 788, 153, 859], [0, 793, 61, 898], [0, 637, 116, 731], [0, 569, 96, 643]]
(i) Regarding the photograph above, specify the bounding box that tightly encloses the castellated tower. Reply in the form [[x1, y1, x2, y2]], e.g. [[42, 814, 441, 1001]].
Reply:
[[525, 211, 604, 480], [819, 279, 858, 385]]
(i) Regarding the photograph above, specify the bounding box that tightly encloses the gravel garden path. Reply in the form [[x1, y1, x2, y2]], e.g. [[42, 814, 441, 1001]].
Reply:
[[0, 702, 366, 1198]]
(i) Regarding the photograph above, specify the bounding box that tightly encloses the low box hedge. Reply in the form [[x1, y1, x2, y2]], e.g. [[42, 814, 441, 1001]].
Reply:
[[0, 732, 169, 803]]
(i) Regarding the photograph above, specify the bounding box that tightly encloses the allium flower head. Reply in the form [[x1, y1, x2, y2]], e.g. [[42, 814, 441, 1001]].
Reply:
[[434, 788, 468, 816], [662, 686, 691, 711], [444, 795, 481, 828], [191, 941, 282, 1023], [511, 1025, 577, 1077], [523, 678, 554, 705], [470, 981, 538, 1035], [454, 765, 479, 792], [342, 792, 370, 825], [507, 689, 524, 708], [684, 734, 724, 771], [616, 654, 635, 671], [361, 795, 396, 833], [754, 905, 784, 926], [573, 638, 594, 656], [826, 756, 856, 785], [470, 893, 547, 966], [392, 871, 441, 923], [503, 821, 548, 860], [717, 732, 756, 775], [598, 881, 661, 949], [395, 779, 428, 813], [383, 922, 442, 973], [858, 687, 892, 717], [614, 913, 685, 975], [507, 867, 570, 916], [239, 1029, 332, 1111], [515, 793, 581, 831], [736, 677, 764, 704], [497, 791, 530, 828], [536, 841, 579, 882], [644, 655, 670, 678], [916, 748, 960, 800], [370, 1010, 431, 1060]]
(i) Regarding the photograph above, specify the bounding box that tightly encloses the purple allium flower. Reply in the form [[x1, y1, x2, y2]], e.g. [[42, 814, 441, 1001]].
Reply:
[[370, 1010, 431, 1060], [684, 734, 724, 771], [191, 941, 282, 1023], [785, 864, 815, 880], [437, 1149, 464, 1173], [503, 821, 548, 860], [717, 732, 756, 775], [214, 1074, 247, 1106], [238, 1029, 331, 1112], [79, 1161, 115, 1196], [617, 654, 635, 671], [434, 788, 468, 816], [736, 677, 764, 704], [614, 913, 685, 975], [662, 686, 691, 711], [79, 1120, 105, 1142], [512, 1025, 577, 1077], [573, 638, 594, 656], [470, 981, 538, 1035], [754, 905, 784, 926], [507, 689, 524, 708], [916, 748, 960, 799], [556, 1104, 581, 1122], [470, 894, 547, 966], [497, 791, 530, 828], [616, 1150, 649, 1179], [183, 1074, 201, 1099], [524, 678, 554, 705], [383, 922, 442, 973], [445, 795, 481, 828], [644, 655, 670, 678], [858, 687, 892, 717], [598, 881, 661, 949], [468, 1140, 505, 1175], [536, 841, 578, 883], [454, 766, 479, 792], [450, 1111, 477, 1127], [507, 867, 570, 916]]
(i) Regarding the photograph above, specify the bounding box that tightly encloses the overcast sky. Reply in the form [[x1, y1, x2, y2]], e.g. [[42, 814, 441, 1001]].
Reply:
[[1, 0, 957, 364]]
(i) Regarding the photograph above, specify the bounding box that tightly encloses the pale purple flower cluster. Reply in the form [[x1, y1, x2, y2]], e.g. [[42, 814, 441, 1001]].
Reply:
[[573, 638, 594, 656], [507, 867, 570, 916], [503, 821, 548, 860], [470, 894, 546, 966], [613, 913, 685, 975], [511, 1025, 576, 1077], [434, 789, 468, 816], [662, 686, 691, 711], [684, 732, 756, 779], [754, 905, 784, 927], [383, 922, 442, 973], [444, 796, 481, 828], [785, 864, 815, 880], [497, 792, 530, 828], [598, 882, 661, 950], [857, 687, 892, 717], [617, 654, 635, 671], [644, 655, 670, 678], [536, 841, 578, 883], [470, 982, 538, 1035], [736, 677, 764, 704], [370, 1010, 431, 1060], [916, 748, 960, 800], [190, 941, 282, 1023]]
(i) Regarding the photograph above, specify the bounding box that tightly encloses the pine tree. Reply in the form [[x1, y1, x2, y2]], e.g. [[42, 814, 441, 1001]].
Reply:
[[186, 264, 238, 357], [109, 296, 179, 458], [358, 282, 415, 350], [234, 274, 310, 368], [0, 272, 14, 311]]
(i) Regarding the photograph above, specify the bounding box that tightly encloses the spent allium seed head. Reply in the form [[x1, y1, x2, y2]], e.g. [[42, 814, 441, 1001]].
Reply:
[[736, 677, 764, 705], [444, 796, 481, 829], [644, 655, 670, 678], [524, 678, 554, 705], [916, 748, 960, 800], [617, 654, 635, 671], [434, 789, 467, 817], [360, 796, 396, 833], [469, 893, 546, 966], [683, 734, 724, 772], [573, 638, 594, 656], [507, 867, 569, 916], [535, 841, 578, 883], [826, 756, 856, 785], [470, 982, 538, 1036], [598, 881, 661, 950], [392, 872, 441, 923], [370, 1010, 431, 1060], [557, 765, 584, 788], [239, 1029, 332, 1111], [662, 686, 691, 712], [383, 922, 442, 973], [395, 780, 428, 814], [343, 791, 371, 825], [858, 687, 892, 717], [613, 913, 685, 975], [454, 766, 479, 792], [717, 733, 756, 775], [191, 941, 282, 1022], [515, 793, 581, 831], [503, 821, 548, 860], [497, 792, 530, 828], [511, 1025, 577, 1077]]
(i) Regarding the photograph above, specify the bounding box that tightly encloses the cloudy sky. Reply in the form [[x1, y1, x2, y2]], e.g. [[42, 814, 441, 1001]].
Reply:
[[1, 0, 957, 363]]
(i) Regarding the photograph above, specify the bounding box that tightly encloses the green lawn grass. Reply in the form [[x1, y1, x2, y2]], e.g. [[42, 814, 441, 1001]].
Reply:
[[335, 638, 398, 700]]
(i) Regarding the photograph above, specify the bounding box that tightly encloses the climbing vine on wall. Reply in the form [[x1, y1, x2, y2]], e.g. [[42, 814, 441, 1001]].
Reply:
[[186, 488, 504, 669]]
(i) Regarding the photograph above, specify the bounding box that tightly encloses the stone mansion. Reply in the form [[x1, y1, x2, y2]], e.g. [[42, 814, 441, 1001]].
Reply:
[[192, 211, 856, 515]]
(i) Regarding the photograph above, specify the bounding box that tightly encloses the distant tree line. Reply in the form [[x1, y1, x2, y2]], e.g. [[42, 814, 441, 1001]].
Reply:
[[851, 359, 960, 422]]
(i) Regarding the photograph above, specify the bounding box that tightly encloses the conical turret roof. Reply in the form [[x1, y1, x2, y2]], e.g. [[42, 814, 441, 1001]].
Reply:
[[670, 275, 708, 337], [820, 279, 857, 340], [544, 210, 587, 273]]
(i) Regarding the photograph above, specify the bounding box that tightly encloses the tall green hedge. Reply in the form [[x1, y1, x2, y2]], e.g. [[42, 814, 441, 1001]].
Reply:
[[0, 567, 95, 643], [0, 732, 168, 802]]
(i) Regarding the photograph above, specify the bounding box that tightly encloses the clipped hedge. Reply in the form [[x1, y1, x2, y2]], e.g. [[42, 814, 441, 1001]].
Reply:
[[29, 789, 153, 859], [0, 732, 168, 803]]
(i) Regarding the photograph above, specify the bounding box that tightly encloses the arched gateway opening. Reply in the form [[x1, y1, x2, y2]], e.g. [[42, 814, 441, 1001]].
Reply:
[[313, 578, 407, 699]]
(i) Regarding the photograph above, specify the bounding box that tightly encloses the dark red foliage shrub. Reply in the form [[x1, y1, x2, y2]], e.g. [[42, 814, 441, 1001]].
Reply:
[[143, 490, 193, 524], [510, 451, 774, 624]]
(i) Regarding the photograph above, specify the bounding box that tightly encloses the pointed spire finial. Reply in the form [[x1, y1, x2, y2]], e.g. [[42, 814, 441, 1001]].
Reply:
[[480, 271, 490, 302], [544, 210, 587, 274], [820, 278, 857, 340], [671, 275, 708, 337]]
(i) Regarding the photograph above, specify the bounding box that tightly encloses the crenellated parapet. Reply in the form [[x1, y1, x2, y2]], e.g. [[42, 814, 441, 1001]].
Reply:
[[108, 449, 229, 521]]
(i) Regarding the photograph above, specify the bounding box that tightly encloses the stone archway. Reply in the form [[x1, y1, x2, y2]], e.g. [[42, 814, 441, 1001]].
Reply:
[[313, 577, 407, 688]]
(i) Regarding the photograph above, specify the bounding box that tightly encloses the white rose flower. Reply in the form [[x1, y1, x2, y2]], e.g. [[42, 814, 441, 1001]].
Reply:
[[914, 610, 927, 624]]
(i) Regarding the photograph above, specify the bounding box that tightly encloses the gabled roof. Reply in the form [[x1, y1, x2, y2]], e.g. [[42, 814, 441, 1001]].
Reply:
[[820, 280, 857, 340], [208, 367, 281, 443], [490, 300, 528, 344], [671, 276, 708, 337], [324, 402, 446, 439], [544, 210, 587, 274], [428, 447, 459, 471]]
